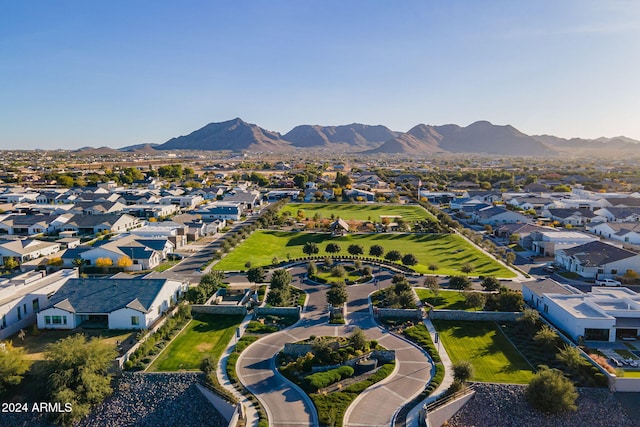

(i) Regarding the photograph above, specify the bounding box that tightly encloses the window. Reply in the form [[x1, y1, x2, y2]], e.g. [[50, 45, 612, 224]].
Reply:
[[131, 316, 140, 326], [63, 316, 67, 325], [612, 269, 618, 275], [45, 316, 51, 325], [23, 303, 27, 315], [32, 299, 39, 313], [543, 304, 548, 313], [52, 316, 62, 324], [1, 314, 6, 328], [17, 306, 21, 321]]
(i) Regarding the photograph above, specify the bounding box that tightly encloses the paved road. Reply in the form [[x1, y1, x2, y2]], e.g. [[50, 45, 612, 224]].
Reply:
[[236, 265, 432, 427]]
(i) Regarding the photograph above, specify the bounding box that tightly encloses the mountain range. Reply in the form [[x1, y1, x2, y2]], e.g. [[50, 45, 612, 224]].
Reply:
[[117, 118, 640, 157]]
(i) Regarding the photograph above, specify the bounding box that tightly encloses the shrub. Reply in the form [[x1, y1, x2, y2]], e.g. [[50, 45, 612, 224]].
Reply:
[[526, 366, 577, 414], [452, 360, 474, 383]]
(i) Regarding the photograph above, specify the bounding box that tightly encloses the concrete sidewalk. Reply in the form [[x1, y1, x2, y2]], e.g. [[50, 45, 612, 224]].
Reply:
[[405, 318, 455, 427], [216, 313, 260, 427]]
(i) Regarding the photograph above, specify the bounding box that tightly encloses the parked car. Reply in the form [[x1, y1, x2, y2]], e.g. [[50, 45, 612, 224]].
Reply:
[[543, 264, 555, 273], [595, 278, 621, 287]]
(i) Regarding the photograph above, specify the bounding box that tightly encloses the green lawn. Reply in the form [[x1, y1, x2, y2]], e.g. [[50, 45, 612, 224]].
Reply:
[[432, 320, 534, 383], [415, 289, 481, 311], [214, 230, 515, 278], [280, 203, 435, 221], [148, 314, 243, 372]]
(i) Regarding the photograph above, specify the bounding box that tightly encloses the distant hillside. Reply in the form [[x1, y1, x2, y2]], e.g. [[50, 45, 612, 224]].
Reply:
[[156, 118, 290, 151], [284, 123, 398, 148], [149, 117, 639, 157], [119, 143, 160, 153], [73, 146, 122, 155]]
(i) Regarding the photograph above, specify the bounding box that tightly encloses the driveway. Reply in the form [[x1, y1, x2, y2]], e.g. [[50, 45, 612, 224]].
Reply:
[[236, 265, 432, 427]]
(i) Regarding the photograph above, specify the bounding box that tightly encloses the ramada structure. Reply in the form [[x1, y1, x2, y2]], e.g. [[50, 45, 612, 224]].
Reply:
[[524, 279, 640, 342]]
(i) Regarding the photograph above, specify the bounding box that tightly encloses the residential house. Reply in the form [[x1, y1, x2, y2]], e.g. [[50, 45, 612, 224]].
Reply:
[[555, 240, 640, 280], [266, 190, 300, 202], [330, 218, 350, 236], [529, 230, 598, 257], [72, 201, 126, 215], [345, 189, 375, 202], [121, 203, 178, 219], [524, 281, 640, 342], [541, 208, 601, 226], [36, 277, 187, 330], [0, 269, 78, 339], [223, 190, 261, 210], [0, 239, 61, 266], [159, 195, 204, 210], [195, 202, 243, 221], [0, 214, 71, 236], [587, 222, 640, 246], [129, 222, 187, 249], [508, 196, 556, 212], [593, 207, 640, 223], [471, 206, 529, 226], [60, 213, 141, 236], [78, 234, 163, 270]]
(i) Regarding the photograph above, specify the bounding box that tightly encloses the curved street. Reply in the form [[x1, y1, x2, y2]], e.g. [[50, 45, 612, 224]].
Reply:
[[236, 265, 433, 427]]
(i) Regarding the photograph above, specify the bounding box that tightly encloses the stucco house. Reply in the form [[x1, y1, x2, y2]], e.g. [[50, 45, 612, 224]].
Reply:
[[554, 240, 640, 280], [36, 277, 187, 330], [587, 222, 640, 246], [471, 206, 530, 225]]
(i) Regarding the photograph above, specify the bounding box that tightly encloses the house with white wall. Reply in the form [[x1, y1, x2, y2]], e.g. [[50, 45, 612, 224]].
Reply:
[[195, 202, 243, 221], [524, 280, 640, 342], [555, 240, 640, 280], [587, 222, 640, 246], [36, 277, 187, 330], [0, 269, 78, 339], [471, 206, 530, 225], [529, 230, 598, 257]]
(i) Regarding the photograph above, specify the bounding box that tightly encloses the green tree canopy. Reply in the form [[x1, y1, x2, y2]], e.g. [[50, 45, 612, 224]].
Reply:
[[0, 341, 30, 393], [369, 244, 384, 257], [326, 281, 348, 307], [526, 366, 577, 414]]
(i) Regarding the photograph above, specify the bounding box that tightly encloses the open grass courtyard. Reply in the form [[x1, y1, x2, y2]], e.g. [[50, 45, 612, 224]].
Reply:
[[148, 314, 243, 372], [279, 203, 435, 222], [214, 230, 515, 278], [415, 289, 482, 311], [432, 320, 534, 383]]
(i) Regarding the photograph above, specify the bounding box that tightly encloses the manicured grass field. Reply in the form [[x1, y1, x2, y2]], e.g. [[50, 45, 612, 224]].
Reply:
[[415, 289, 481, 311], [280, 203, 435, 221], [148, 314, 243, 372], [432, 320, 534, 383], [214, 230, 515, 278]]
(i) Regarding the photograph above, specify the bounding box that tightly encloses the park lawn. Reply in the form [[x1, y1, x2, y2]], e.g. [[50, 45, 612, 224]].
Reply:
[[214, 230, 515, 278], [148, 314, 243, 372], [415, 289, 481, 311], [279, 203, 435, 222], [432, 320, 534, 383]]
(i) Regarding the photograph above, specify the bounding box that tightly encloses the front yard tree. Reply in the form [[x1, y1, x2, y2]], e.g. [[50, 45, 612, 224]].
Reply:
[[449, 275, 472, 290], [0, 341, 30, 393], [4, 257, 19, 271], [369, 244, 385, 258], [481, 276, 501, 292], [385, 250, 402, 262], [526, 366, 577, 414], [117, 256, 133, 268], [303, 242, 319, 256], [327, 281, 348, 307], [325, 243, 342, 254], [347, 244, 364, 256], [41, 334, 117, 425], [401, 253, 418, 266], [95, 257, 113, 270]]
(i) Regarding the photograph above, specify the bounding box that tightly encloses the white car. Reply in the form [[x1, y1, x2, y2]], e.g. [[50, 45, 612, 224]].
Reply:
[[595, 278, 621, 287]]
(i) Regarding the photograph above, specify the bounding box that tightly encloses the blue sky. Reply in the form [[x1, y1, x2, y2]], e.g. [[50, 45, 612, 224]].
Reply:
[[1, 1, 639, 149]]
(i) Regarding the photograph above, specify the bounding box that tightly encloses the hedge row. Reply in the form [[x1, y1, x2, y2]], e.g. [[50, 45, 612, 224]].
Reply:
[[304, 365, 355, 392]]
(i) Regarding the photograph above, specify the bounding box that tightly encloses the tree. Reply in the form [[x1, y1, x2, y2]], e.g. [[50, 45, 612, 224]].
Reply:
[[303, 242, 319, 256], [0, 341, 30, 393], [428, 263, 439, 273], [326, 281, 348, 307], [41, 334, 117, 425], [384, 250, 402, 262], [449, 275, 471, 290], [556, 344, 583, 370], [481, 276, 501, 292], [520, 308, 540, 330], [3, 257, 19, 271], [401, 253, 418, 266], [392, 274, 406, 284], [464, 292, 486, 309], [117, 256, 133, 268], [424, 276, 440, 303], [307, 261, 318, 277], [508, 233, 520, 244], [393, 279, 412, 296], [347, 244, 364, 256], [534, 325, 559, 350], [247, 267, 266, 290], [324, 257, 334, 267], [526, 366, 577, 414], [505, 252, 516, 265], [47, 257, 64, 267], [349, 327, 367, 351], [452, 360, 474, 383], [72, 257, 84, 268], [325, 243, 342, 254], [270, 268, 292, 291], [461, 262, 474, 276], [369, 244, 384, 257], [331, 265, 347, 278]]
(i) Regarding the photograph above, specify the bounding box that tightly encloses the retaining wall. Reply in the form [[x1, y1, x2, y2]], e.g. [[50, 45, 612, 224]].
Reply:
[[376, 307, 424, 319], [191, 305, 248, 316], [429, 309, 522, 322], [423, 390, 476, 427], [254, 306, 301, 317]]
